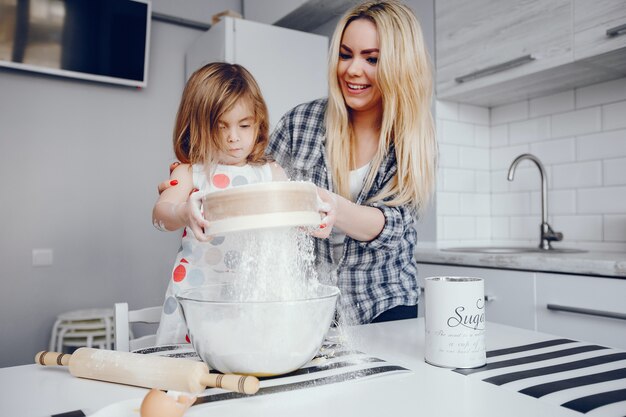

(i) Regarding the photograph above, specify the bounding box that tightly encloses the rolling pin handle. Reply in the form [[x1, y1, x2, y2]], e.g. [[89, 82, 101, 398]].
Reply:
[[35, 351, 70, 366], [200, 373, 260, 395]]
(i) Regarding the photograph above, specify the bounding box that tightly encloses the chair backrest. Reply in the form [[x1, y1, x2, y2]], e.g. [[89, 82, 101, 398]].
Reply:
[[114, 303, 162, 352]]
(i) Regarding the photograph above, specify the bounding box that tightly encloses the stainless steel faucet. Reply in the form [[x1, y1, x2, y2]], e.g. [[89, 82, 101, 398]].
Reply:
[[507, 153, 563, 250]]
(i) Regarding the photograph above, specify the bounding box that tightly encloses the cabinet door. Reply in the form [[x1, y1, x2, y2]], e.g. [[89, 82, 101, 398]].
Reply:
[[574, 0, 626, 60], [417, 264, 535, 330], [435, 0, 573, 100], [536, 272, 626, 349]]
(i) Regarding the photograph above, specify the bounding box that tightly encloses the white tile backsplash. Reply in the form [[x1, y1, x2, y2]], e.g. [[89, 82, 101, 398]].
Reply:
[[435, 76, 626, 246], [474, 125, 490, 148], [492, 193, 531, 216], [490, 124, 508, 148], [508, 165, 542, 192], [436, 100, 458, 121], [438, 144, 459, 168], [490, 217, 510, 239], [459, 104, 489, 125], [443, 216, 476, 240], [552, 215, 603, 241], [459, 193, 491, 216], [603, 101, 626, 131], [578, 186, 626, 214], [530, 90, 574, 117], [510, 216, 539, 240], [440, 120, 474, 145], [436, 192, 460, 216], [577, 129, 626, 161], [552, 161, 602, 189], [491, 100, 529, 125], [509, 117, 550, 144], [551, 108, 601, 138], [459, 147, 490, 170], [491, 145, 530, 170], [441, 168, 476, 192], [604, 158, 626, 186], [530, 189, 577, 215], [603, 215, 626, 242], [530, 138, 576, 165]]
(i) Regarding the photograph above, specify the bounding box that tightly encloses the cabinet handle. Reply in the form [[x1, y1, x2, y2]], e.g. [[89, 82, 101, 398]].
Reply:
[[419, 287, 494, 302], [606, 23, 626, 38], [546, 304, 626, 321], [455, 54, 536, 83]]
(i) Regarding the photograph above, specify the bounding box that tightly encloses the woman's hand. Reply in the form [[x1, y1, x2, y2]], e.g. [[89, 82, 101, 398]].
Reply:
[[157, 162, 181, 194], [312, 187, 337, 239]]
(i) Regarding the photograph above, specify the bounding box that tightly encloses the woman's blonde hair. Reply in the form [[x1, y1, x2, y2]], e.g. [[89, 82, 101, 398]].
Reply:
[[173, 62, 269, 166], [326, 0, 437, 213]]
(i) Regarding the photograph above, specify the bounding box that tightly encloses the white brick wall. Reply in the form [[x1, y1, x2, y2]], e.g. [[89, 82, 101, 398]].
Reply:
[[435, 76, 626, 249]]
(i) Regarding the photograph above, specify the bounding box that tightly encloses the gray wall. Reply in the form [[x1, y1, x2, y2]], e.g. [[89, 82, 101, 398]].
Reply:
[[0, 0, 435, 367]]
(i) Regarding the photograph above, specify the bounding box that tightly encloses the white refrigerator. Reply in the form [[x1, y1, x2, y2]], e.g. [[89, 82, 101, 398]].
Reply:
[[185, 17, 329, 129]]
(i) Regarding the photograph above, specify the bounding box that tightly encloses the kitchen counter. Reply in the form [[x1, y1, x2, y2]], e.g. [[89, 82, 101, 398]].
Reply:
[[2, 319, 624, 417], [415, 243, 626, 278]]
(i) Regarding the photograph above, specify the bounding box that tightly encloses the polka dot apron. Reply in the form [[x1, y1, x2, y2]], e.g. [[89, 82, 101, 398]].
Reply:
[[155, 163, 273, 345]]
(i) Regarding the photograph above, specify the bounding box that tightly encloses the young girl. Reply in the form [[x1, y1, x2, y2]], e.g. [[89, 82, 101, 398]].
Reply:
[[152, 62, 290, 344]]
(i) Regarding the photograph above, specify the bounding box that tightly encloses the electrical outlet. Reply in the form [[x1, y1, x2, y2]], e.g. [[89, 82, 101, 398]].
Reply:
[[32, 249, 53, 267]]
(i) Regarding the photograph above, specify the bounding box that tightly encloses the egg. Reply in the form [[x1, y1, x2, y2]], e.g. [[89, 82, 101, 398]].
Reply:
[[140, 389, 196, 417]]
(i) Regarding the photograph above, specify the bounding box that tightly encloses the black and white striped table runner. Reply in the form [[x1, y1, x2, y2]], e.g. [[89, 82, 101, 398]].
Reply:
[[136, 344, 410, 403], [454, 339, 626, 416]]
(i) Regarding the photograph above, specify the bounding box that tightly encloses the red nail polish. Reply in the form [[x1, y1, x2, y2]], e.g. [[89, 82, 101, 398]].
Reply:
[[319, 224, 326, 229], [170, 179, 178, 186]]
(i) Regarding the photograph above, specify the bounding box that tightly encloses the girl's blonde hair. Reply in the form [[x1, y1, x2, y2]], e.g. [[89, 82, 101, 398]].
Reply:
[[173, 62, 269, 166], [326, 0, 437, 213]]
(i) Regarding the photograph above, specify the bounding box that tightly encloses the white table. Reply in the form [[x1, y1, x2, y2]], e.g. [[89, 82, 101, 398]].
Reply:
[[0, 319, 622, 417]]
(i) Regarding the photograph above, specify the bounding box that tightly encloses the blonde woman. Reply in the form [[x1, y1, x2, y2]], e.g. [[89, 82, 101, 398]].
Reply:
[[267, 0, 437, 324]]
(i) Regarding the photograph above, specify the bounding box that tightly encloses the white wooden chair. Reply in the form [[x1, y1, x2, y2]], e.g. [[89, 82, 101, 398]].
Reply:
[[113, 303, 162, 352]]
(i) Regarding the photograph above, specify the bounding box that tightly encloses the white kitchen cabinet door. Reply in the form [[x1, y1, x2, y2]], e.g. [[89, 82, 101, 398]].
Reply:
[[435, 0, 573, 102], [536, 272, 626, 349], [574, 0, 626, 60], [417, 263, 536, 330], [185, 17, 328, 129]]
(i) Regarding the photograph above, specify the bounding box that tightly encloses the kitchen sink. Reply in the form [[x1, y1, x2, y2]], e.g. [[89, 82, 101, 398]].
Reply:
[[441, 246, 587, 254]]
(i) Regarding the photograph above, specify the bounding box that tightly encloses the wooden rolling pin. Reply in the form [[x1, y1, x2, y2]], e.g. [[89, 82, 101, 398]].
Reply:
[[35, 349, 259, 395]]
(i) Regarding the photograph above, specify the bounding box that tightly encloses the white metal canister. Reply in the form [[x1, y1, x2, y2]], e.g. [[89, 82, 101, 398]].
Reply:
[[424, 276, 486, 368]]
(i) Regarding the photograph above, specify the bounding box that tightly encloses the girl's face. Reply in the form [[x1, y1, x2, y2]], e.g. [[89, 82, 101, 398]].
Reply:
[[216, 99, 256, 166], [337, 18, 382, 115]]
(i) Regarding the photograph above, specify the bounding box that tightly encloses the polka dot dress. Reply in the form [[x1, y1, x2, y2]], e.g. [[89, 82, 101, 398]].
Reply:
[[155, 163, 273, 345]]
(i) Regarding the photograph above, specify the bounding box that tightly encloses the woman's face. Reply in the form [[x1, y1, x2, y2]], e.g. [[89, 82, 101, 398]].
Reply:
[[337, 18, 382, 115]]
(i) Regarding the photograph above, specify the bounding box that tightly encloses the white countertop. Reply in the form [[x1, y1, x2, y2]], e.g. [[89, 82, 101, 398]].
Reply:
[[416, 243, 626, 278], [2, 319, 624, 417]]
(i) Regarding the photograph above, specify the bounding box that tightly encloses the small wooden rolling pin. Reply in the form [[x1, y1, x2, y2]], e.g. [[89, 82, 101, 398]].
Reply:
[[35, 348, 259, 395]]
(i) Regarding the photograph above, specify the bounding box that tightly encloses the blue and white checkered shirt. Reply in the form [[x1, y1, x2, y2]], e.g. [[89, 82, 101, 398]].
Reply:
[[268, 99, 419, 324]]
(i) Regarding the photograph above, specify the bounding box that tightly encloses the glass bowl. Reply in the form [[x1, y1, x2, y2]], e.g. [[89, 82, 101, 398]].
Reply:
[[176, 283, 339, 376]]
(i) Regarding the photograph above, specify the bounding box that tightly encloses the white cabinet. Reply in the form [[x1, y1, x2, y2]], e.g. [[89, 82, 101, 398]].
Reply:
[[185, 17, 328, 129], [435, 0, 626, 106], [574, 0, 626, 60], [536, 272, 626, 349], [435, 0, 572, 105], [417, 263, 535, 330]]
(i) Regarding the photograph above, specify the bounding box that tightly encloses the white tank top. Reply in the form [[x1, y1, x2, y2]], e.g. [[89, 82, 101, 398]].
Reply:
[[331, 162, 371, 263]]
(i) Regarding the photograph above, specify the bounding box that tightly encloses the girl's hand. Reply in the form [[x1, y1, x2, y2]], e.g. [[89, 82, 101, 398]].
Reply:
[[182, 190, 213, 242], [312, 187, 337, 239], [157, 162, 181, 194]]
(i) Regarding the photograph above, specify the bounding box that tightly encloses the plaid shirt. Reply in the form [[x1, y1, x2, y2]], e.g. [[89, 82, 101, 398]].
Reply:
[[267, 98, 418, 324]]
